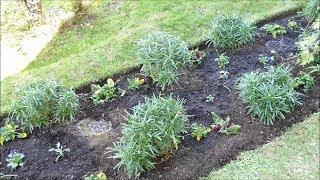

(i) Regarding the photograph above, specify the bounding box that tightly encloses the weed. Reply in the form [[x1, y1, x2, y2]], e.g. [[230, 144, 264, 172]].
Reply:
[[263, 24, 286, 38], [6, 150, 25, 170], [48, 142, 71, 162], [215, 53, 230, 69]]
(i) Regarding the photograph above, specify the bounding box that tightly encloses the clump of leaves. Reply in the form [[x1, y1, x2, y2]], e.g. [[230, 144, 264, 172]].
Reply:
[[0, 124, 27, 145], [210, 112, 241, 135], [206, 95, 215, 102], [303, 0, 320, 22], [215, 53, 230, 69], [6, 150, 25, 170], [191, 123, 211, 141], [219, 70, 230, 79], [137, 32, 191, 89], [91, 78, 125, 105], [84, 172, 108, 180], [296, 29, 319, 65], [263, 24, 286, 38], [237, 66, 300, 125], [258, 54, 275, 65], [287, 21, 298, 30], [208, 14, 256, 49], [9, 80, 79, 131], [192, 50, 206, 65], [48, 142, 71, 162], [109, 96, 188, 177], [293, 73, 315, 92], [127, 77, 144, 90]]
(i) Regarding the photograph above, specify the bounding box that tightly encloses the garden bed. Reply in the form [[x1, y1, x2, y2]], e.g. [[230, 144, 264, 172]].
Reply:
[[1, 15, 319, 180]]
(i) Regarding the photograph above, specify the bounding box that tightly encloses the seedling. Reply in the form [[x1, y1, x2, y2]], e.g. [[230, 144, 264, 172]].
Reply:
[[127, 77, 144, 90], [48, 142, 70, 162], [263, 24, 286, 38], [219, 70, 229, 79], [210, 112, 241, 135], [215, 53, 229, 69], [91, 78, 125, 105], [193, 50, 206, 65], [6, 150, 25, 170], [206, 95, 215, 102], [287, 21, 298, 30], [191, 123, 211, 141], [258, 54, 275, 65], [0, 123, 27, 145], [84, 172, 108, 180]]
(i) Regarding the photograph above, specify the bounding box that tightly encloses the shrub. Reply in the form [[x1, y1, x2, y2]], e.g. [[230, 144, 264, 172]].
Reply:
[[263, 24, 286, 38], [91, 78, 125, 105], [137, 32, 191, 89], [296, 28, 320, 65], [208, 14, 256, 49], [237, 66, 300, 125], [110, 96, 188, 177], [215, 53, 230, 69], [10, 81, 79, 131], [303, 0, 320, 22]]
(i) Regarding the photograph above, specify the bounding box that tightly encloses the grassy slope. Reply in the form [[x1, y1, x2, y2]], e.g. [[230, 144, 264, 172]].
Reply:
[[207, 112, 320, 180], [0, 0, 306, 113]]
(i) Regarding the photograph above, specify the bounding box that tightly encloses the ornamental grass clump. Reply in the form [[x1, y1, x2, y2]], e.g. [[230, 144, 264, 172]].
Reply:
[[208, 14, 256, 49], [137, 32, 191, 89], [9, 80, 79, 131], [237, 66, 300, 125], [303, 0, 320, 22], [109, 96, 188, 177]]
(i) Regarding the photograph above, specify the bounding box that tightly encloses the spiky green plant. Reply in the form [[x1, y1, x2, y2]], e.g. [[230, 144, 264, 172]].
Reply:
[[303, 0, 320, 22], [137, 32, 191, 89], [237, 66, 300, 125], [208, 14, 256, 49]]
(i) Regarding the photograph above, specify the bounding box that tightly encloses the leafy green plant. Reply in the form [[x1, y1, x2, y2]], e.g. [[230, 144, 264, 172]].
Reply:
[[263, 24, 286, 38], [215, 53, 230, 69], [208, 14, 256, 49], [258, 54, 275, 64], [309, 64, 320, 74], [48, 142, 71, 162], [293, 73, 315, 92], [9, 80, 79, 131], [84, 172, 108, 180], [287, 21, 298, 30], [137, 32, 191, 89], [210, 112, 241, 135], [6, 150, 25, 170], [127, 77, 144, 90], [296, 29, 320, 65], [303, 0, 320, 22], [191, 123, 211, 141], [206, 95, 215, 102], [91, 78, 125, 105], [109, 96, 188, 177], [0, 124, 27, 145], [237, 66, 300, 125], [192, 50, 206, 65], [219, 70, 229, 79]]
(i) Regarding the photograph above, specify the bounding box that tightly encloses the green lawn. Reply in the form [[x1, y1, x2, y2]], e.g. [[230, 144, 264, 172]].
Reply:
[[0, 0, 306, 114], [207, 112, 320, 180]]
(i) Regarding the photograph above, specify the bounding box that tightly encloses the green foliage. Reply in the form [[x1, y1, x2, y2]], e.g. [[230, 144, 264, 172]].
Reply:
[[191, 123, 211, 141], [219, 70, 230, 79], [192, 50, 206, 65], [137, 32, 191, 89], [263, 24, 286, 38], [208, 14, 256, 49], [206, 95, 215, 102], [293, 73, 315, 91], [237, 66, 300, 125], [110, 96, 188, 177], [210, 112, 241, 135], [0, 124, 27, 145], [48, 142, 71, 162], [6, 150, 25, 170], [84, 172, 108, 180], [296, 27, 320, 65], [303, 0, 320, 22], [127, 77, 144, 90], [9, 81, 79, 131], [258, 54, 275, 64], [288, 21, 298, 30], [91, 78, 125, 105], [215, 53, 230, 69]]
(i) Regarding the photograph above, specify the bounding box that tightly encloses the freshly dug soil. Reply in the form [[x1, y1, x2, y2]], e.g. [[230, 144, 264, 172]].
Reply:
[[1, 15, 319, 180]]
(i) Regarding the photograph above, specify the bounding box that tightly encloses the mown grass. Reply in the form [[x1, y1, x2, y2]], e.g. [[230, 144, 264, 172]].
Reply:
[[0, 0, 306, 113], [207, 112, 320, 180]]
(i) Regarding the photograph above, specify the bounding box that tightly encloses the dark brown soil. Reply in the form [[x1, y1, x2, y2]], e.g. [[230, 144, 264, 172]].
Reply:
[[1, 15, 319, 180]]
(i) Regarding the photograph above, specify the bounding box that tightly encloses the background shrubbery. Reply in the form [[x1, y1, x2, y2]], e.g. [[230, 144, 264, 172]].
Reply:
[[110, 96, 188, 177]]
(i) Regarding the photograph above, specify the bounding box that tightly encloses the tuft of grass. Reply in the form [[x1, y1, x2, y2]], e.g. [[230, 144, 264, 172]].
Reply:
[[303, 0, 320, 22], [207, 112, 320, 180]]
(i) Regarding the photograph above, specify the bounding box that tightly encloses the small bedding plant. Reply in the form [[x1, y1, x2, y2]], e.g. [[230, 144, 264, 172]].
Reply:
[[9, 80, 79, 132], [193, 50, 206, 65], [210, 112, 241, 135], [127, 77, 144, 90], [109, 96, 188, 178], [6, 150, 25, 170], [296, 25, 319, 65], [237, 66, 300, 125], [219, 70, 230, 79], [208, 14, 256, 49], [191, 123, 211, 141], [84, 172, 108, 180], [137, 32, 192, 90], [48, 142, 71, 162], [91, 78, 125, 105], [0, 123, 27, 145], [287, 21, 298, 30], [292, 73, 315, 92], [263, 24, 286, 38], [215, 53, 230, 69]]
